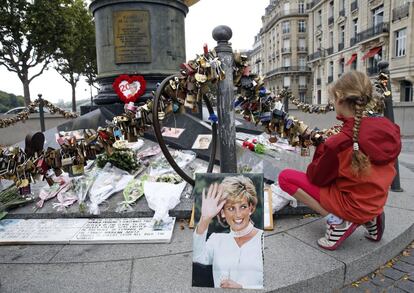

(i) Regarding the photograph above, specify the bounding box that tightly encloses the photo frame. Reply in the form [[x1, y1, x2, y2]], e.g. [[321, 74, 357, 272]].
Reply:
[[192, 173, 265, 289]]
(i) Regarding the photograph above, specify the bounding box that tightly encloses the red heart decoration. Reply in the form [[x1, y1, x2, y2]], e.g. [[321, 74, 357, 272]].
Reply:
[[113, 75, 146, 103]]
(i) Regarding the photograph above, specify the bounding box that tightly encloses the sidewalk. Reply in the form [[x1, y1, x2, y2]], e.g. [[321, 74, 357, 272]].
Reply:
[[0, 143, 413, 292]]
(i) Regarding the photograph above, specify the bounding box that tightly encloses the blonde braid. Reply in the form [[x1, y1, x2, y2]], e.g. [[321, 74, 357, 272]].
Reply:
[[351, 99, 371, 176]]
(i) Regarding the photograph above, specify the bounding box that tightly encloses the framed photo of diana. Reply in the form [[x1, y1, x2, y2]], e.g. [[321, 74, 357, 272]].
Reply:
[[192, 173, 264, 289]]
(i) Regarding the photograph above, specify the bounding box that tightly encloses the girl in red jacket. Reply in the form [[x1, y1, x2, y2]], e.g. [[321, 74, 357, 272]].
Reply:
[[278, 71, 401, 250]]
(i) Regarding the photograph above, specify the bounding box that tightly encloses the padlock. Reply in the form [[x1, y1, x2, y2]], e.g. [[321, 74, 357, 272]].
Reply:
[[301, 147, 310, 157], [61, 155, 74, 167], [36, 158, 49, 175]]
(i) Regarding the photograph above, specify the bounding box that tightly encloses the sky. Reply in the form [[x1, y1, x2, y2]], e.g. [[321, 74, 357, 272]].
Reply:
[[0, 0, 269, 104]]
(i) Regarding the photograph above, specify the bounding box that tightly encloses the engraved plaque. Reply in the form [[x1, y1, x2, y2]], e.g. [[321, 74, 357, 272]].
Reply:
[[114, 10, 151, 64]]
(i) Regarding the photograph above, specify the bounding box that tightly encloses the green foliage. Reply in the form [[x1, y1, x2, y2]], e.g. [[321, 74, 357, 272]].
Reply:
[[53, 0, 97, 112], [0, 0, 70, 104], [0, 90, 25, 112]]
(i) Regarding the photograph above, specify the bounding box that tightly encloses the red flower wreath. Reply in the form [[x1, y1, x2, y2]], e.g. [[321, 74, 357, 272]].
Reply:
[[113, 75, 146, 103]]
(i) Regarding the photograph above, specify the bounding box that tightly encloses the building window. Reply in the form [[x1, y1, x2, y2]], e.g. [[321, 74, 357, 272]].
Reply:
[[340, 25, 345, 44], [395, 28, 406, 57], [299, 76, 307, 86], [283, 2, 290, 14], [283, 39, 290, 50], [317, 10, 322, 27], [299, 56, 307, 68], [283, 76, 291, 88], [329, 1, 334, 18], [298, 0, 305, 13], [400, 80, 413, 102], [283, 56, 291, 67], [298, 20, 306, 33], [339, 58, 345, 75], [353, 18, 358, 38], [282, 21, 290, 34], [351, 57, 357, 70], [299, 92, 306, 102], [329, 31, 334, 48], [372, 5, 384, 26], [299, 38, 306, 50]]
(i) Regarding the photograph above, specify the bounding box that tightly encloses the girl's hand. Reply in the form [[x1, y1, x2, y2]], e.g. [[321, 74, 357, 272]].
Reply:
[[200, 183, 225, 220], [220, 279, 242, 289]]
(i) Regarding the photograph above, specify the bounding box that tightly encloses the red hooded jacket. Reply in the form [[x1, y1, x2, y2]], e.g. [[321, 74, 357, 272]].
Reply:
[[306, 116, 401, 224]]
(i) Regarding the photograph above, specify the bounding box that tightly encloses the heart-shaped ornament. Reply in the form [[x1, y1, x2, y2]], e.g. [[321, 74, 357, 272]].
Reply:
[[113, 75, 146, 103]]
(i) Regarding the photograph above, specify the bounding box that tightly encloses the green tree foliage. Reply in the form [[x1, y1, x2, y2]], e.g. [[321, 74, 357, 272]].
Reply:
[[54, 0, 97, 112], [0, 90, 25, 113], [0, 0, 69, 105]]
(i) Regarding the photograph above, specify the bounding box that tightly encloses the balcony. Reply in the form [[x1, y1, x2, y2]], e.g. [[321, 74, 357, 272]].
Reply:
[[298, 84, 307, 90], [355, 22, 389, 43], [367, 67, 379, 76], [297, 46, 307, 52], [351, 1, 358, 12], [316, 78, 321, 85], [327, 47, 334, 55], [281, 47, 291, 53], [328, 16, 334, 25], [350, 36, 358, 46], [265, 66, 312, 77], [328, 75, 334, 83], [393, 3, 410, 22], [338, 42, 345, 51], [308, 50, 326, 61], [339, 9, 345, 17]]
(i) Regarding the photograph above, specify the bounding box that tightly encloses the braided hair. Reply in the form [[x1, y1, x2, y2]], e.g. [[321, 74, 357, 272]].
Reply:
[[328, 71, 372, 176]]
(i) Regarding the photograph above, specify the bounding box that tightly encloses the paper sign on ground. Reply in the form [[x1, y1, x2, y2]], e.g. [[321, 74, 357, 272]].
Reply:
[[0, 218, 175, 245]]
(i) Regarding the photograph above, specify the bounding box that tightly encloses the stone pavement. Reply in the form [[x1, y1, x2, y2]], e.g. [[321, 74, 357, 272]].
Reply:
[[0, 142, 413, 292]]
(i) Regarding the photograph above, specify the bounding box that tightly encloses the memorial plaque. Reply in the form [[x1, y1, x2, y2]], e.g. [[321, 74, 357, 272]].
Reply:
[[0, 218, 175, 245], [113, 10, 151, 64]]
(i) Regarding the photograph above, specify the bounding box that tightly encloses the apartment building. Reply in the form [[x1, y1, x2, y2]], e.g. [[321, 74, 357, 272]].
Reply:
[[306, 0, 413, 104], [249, 33, 264, 77], [259, 0, 312, 103]]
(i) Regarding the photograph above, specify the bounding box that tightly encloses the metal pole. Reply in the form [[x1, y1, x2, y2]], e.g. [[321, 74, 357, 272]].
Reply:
[[38, 94, 45, 133], [213, 25, 237, 173], [378, 61, 403, 192]]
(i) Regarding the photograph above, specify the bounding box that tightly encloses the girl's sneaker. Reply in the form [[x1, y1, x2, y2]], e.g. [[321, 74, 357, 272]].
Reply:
[[363, 212, 385, 242], [317, 221, 359, 250]]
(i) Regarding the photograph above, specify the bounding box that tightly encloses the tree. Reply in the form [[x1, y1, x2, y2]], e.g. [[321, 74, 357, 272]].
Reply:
[[54, 0, 96, 112], [0, 0, 68, 105]]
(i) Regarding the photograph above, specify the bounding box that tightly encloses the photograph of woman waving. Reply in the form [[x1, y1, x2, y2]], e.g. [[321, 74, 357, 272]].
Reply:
[[192, 174, 264, 289]]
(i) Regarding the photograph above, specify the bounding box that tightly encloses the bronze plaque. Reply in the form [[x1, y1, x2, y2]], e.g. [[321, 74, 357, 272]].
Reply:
[[113, 10, 151, 64]]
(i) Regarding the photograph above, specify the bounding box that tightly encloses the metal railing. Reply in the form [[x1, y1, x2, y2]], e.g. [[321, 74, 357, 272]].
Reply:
[[297, 46, 307, 52], [308, 50, 326, 61], [392, 3, 410, 22], [266, 66, 312, 76], [338, 42, 345, 51], [281, 47, 291, 53], [328, 16, 334, 25], [339, 9, 345, 17], [316, 78, 321, 85], [328, 75, 334, 83], [350, 37, 358, 46], [355, 22, 389, 43], [327, 47, 334, 55], [351, 1, 358, 12], [298, 85, 307, 90]]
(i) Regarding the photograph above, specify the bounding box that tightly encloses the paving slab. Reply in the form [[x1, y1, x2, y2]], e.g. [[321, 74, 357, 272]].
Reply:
[[0, 244, 64, 264], [393, 261, 414, 274], [371, 275, 395, 287], [129, 232, 345, 293], [386, 179, 414, 212], [48, 216, 318, 263], [0, 260, 132, 293], [395, 279, 414, 292], [286, 206, 414, 284], [382, 268, 406, 280]]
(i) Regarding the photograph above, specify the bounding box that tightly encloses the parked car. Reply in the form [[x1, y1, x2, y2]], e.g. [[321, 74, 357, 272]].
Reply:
[[4, 107, 49, 115]]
